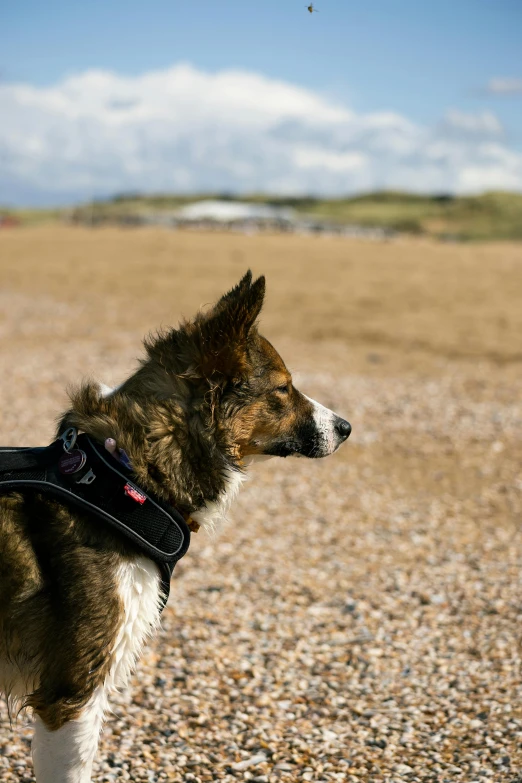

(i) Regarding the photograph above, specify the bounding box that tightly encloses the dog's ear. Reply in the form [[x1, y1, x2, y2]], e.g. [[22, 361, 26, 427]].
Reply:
[[213, 270, 253, 314], [195, 271, 265, 379], [144, 272, 265, 385], [208, 271, 265, 337]]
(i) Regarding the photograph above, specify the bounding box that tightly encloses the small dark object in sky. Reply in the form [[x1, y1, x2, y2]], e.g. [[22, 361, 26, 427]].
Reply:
[[307, 4, 318, 12]]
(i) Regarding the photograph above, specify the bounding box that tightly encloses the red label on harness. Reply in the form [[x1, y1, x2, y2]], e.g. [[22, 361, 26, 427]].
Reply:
[[124, 483, 146, 504]]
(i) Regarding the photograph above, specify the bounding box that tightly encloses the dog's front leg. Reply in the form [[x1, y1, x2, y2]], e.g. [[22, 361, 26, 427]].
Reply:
[[32, 687, 107, 783]]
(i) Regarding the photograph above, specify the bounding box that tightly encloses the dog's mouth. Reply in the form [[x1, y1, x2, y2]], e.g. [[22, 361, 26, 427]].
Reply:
[[260, 414, 352, 459], [262, 439, 304, 458], [261, 428, 351, 459]]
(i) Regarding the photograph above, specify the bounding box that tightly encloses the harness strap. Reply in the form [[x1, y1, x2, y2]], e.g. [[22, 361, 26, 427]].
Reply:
[[0, 431, 191, 610], [0, 441, 64, 471]]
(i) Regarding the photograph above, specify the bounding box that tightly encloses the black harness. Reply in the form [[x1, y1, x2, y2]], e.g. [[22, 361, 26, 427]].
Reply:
[[0, 429, 190, 608]]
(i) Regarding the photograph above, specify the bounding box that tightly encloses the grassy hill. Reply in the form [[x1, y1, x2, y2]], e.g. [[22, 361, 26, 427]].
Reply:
[[260, 191, 522, 241], [4, 190, 522, 241]]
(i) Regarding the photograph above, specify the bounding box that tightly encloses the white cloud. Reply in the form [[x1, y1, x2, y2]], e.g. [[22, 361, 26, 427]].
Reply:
[[0, 63, 521, 205], [292, 148, 367, 172], [485, 78, 522, 95], [444, 110, 503, 135]]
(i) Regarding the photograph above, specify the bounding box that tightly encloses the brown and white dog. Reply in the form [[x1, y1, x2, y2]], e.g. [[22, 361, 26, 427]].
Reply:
[[0, 272, 351, 782]]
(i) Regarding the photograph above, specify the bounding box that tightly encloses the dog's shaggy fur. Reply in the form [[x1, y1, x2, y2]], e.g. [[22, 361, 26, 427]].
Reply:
[[0, 272, 350, 782]]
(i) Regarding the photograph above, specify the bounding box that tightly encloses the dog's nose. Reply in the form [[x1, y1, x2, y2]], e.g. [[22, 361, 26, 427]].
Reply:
[[335, 418, 352, 440]]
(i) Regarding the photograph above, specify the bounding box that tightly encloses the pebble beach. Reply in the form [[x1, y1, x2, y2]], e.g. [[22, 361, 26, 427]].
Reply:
[[0, 229, 521, 782]]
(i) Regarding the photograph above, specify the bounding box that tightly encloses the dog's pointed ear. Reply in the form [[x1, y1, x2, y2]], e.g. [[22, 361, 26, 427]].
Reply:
[[205, 271, 265, 341], [195, 271, 265, 378], [143, 273, 266, 385], [213, 270, 253, 313]]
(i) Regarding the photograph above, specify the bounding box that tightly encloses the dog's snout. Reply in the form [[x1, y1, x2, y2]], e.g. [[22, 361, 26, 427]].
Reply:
[[335, 418, 352, 440]]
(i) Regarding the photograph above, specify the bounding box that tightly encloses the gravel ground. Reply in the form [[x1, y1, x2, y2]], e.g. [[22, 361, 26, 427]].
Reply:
[[1, 233, 521, 782]]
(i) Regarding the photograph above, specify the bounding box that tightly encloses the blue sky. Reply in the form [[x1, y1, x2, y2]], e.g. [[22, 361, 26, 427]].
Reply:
[[1, 0, 521, 205]]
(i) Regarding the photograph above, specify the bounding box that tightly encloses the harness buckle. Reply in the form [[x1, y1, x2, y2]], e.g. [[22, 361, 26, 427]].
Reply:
[[60, 427, 78, 453], [77, 468, 96, 485]]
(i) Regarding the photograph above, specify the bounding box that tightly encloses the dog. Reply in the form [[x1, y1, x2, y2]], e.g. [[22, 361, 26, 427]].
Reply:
[[0, 272, 351, 782]]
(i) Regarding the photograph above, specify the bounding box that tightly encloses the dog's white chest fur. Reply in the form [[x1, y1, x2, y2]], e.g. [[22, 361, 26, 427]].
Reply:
[[111, 557, 163, 687], [108, 469, 246, 693]]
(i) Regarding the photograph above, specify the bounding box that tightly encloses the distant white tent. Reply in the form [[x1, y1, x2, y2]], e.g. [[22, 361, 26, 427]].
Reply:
[[174, 200, 295, 223]]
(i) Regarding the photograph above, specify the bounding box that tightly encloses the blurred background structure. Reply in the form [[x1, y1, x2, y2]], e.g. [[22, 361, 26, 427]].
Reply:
[[1, 3, 522, 782]]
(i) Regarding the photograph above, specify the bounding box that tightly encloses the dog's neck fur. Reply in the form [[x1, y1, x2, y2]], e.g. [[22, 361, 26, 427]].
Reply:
[[191, 465, 246, 533], [58, 376, 242, 523]]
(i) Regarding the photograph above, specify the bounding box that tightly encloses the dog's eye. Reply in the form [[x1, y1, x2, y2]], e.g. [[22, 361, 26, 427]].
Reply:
[[275, 384, 290, 395]]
